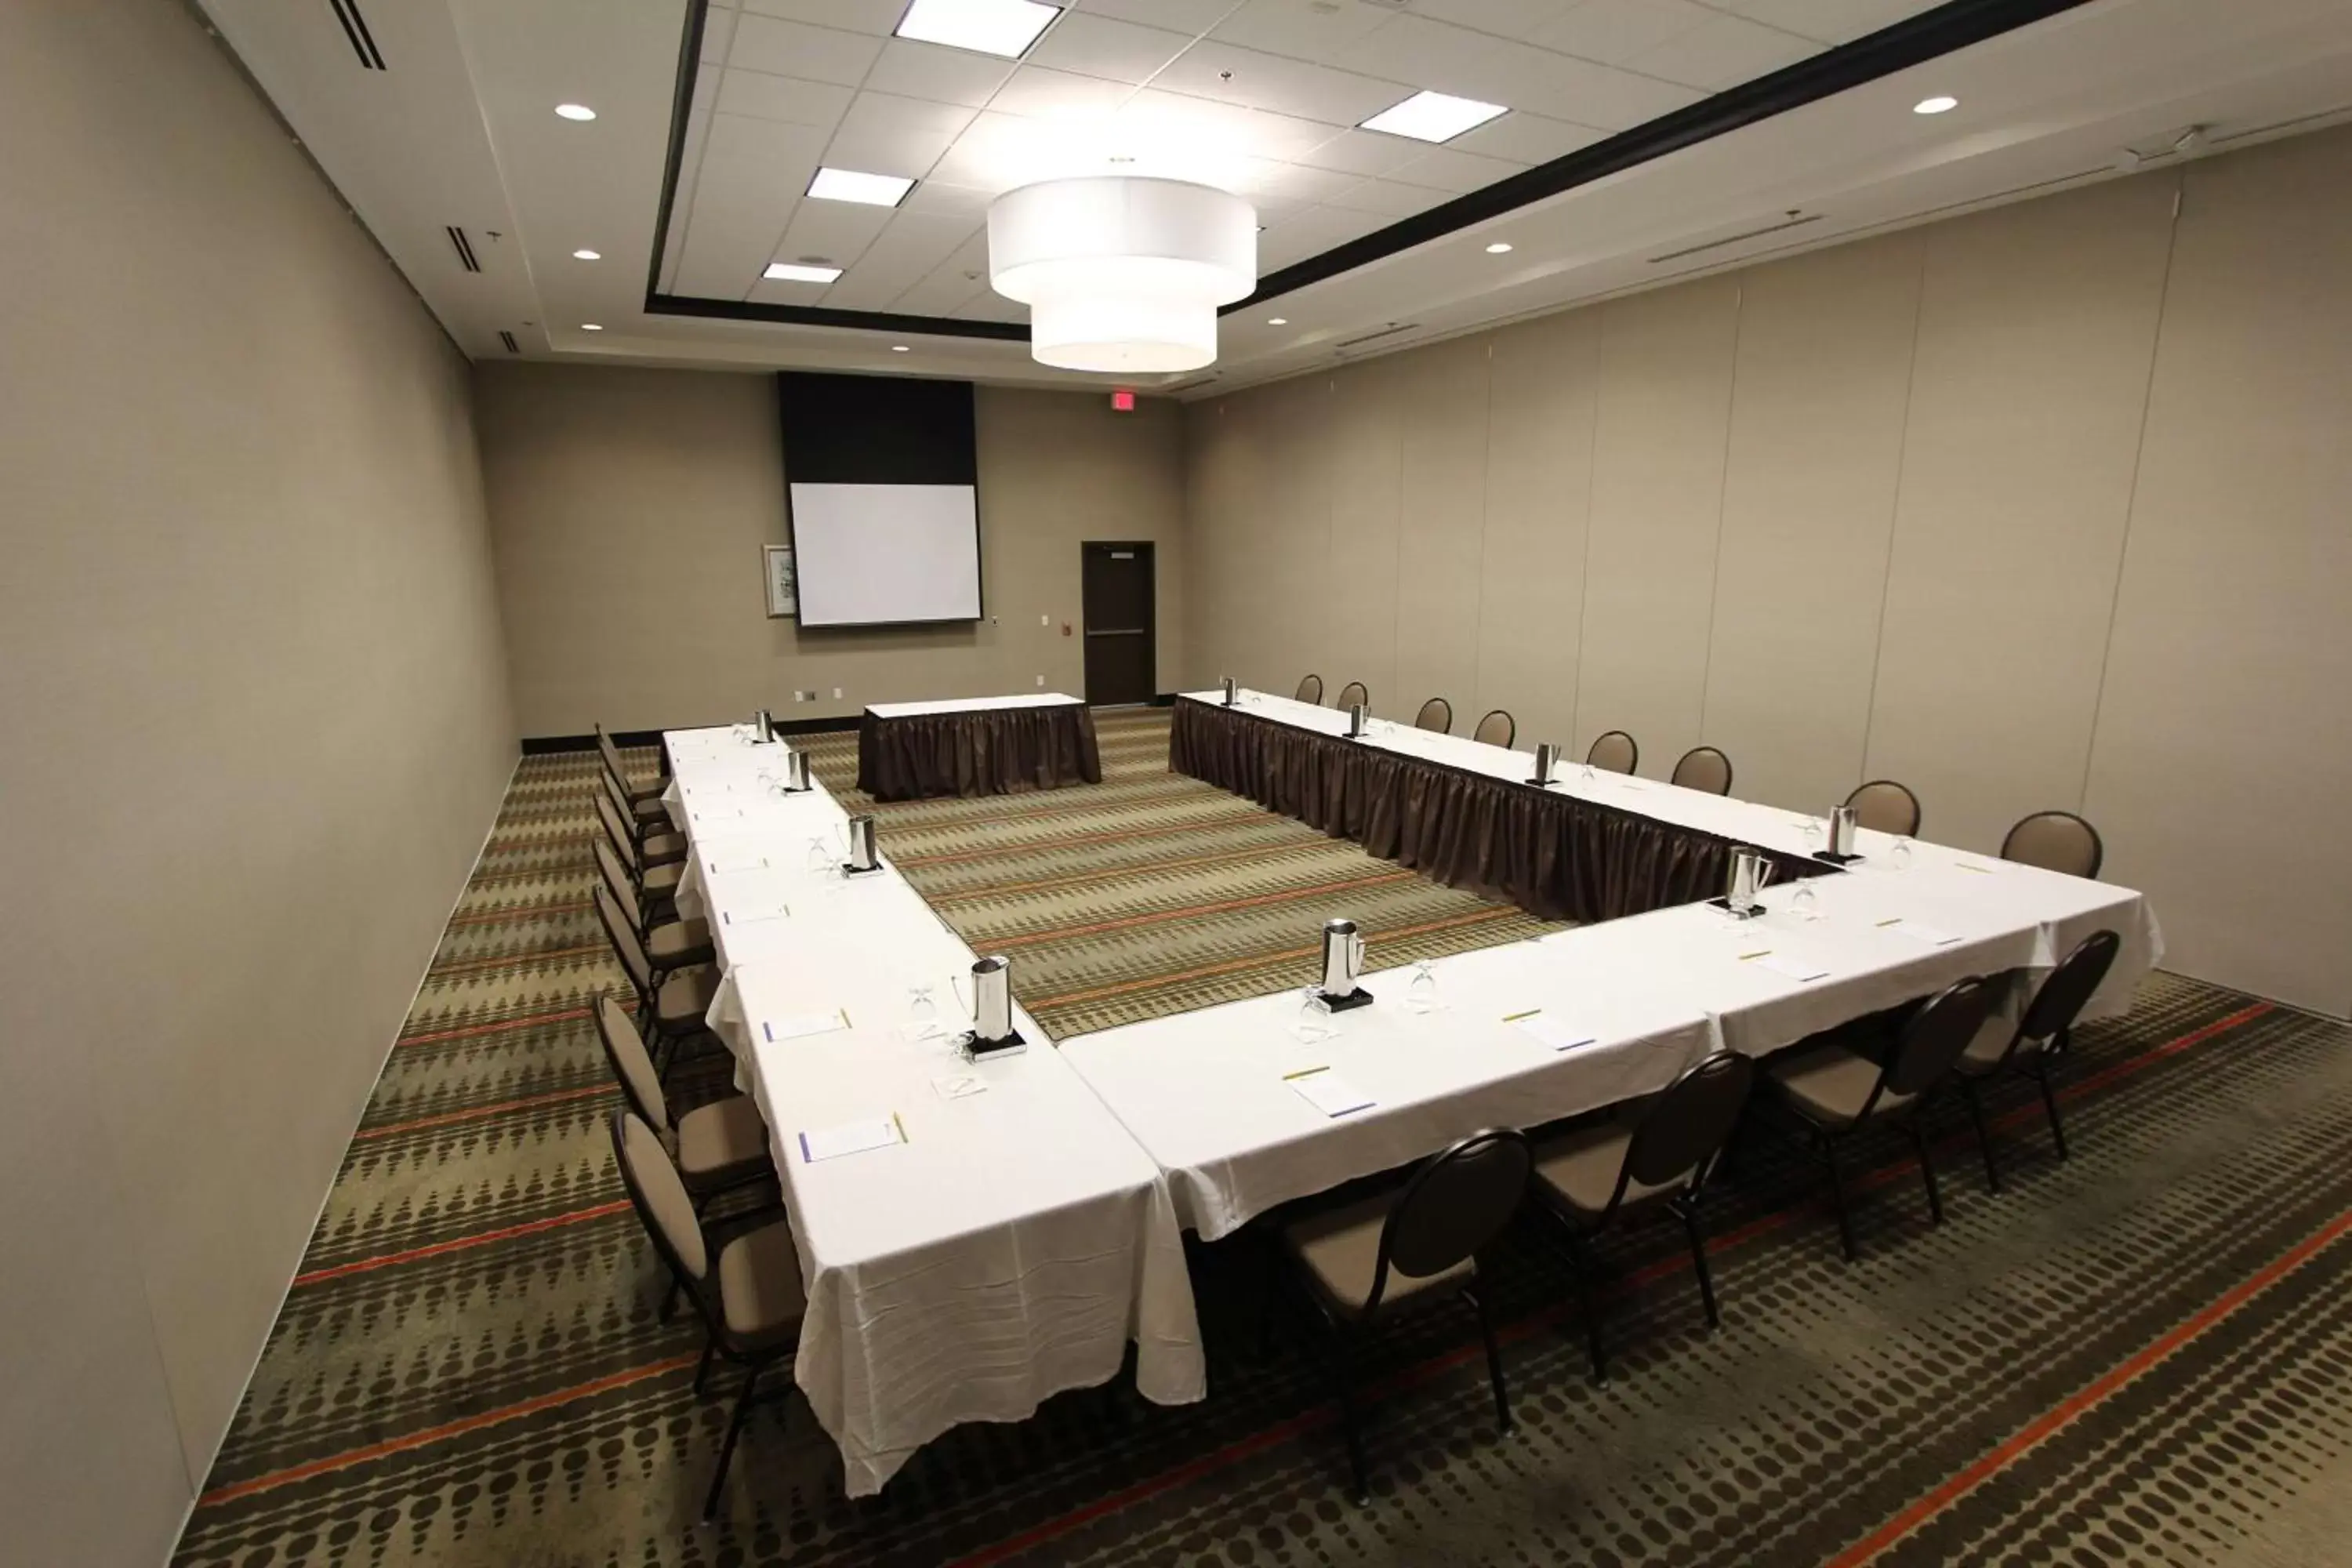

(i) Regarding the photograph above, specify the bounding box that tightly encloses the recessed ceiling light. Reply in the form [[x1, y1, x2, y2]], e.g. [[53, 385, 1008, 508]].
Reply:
[[1268, 317, 1287, 325], [809, 167, 916, 208], [1359, 89, 1507, 144], [891, 345, 911, 352], [895, 0, 1060, 60], [581, 323, 604, 331], [1485, 241, 1513, 254], [555, 103, 597, 122], [572, 249, 601, 260], [764, 262, 844, 284], [1913, 95, 1958, 114]]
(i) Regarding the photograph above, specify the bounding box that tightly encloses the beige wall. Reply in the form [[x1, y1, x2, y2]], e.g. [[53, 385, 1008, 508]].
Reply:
[[476, 365, 1187, 736], [1185, 127, 2352, 1018], [0, 3, 517, 1563]]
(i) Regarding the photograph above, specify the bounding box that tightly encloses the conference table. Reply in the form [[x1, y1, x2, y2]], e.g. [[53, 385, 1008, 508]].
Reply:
[[857, 691, 1100, 801], [1056, 690, 2163, 1241], [659, 726, 1203, 1498]]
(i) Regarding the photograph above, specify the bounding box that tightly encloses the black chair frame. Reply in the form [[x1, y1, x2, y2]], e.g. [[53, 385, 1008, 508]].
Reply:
[[1957, 931, 2120, 1192]]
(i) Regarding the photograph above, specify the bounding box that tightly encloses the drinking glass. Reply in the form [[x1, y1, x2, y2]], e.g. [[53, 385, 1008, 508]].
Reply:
[[805, 834, 834, 875], [1790, 881, 1820, 920], [1795, 815, 1823, 847], [1293, 986, 1336, 1042], [1891, 837, 1915, 870], [1406, 960, 1439, 1014], [908, 982, 938, 1039]]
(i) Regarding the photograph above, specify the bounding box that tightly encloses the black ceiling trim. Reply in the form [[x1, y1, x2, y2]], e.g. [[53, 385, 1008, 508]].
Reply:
[[1230, 0, 2095, 312], [647, 292, 1029, 342], [643, 0, 2092, 339], [327, 0, 386, 71]]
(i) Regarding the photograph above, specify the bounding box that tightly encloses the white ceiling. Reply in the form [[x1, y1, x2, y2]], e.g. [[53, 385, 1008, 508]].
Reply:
[[198, 0, 2352, 397]]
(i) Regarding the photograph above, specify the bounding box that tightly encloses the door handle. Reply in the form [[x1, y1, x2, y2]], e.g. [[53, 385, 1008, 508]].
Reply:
[[1084, 627, 1146, 637]]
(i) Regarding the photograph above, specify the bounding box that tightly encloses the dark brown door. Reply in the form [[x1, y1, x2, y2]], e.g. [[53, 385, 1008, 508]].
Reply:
[[1081, 542, 1156, 705]]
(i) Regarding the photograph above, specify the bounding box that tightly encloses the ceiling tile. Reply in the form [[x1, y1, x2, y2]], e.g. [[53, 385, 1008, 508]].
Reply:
[[714, 69, 855, 130], [1152, 41, 1406, 125], [1210, 0, 1396, 63], [898, 180, 998, 216], [741, 0, 909, 32], [863, 38, 1018, 107], [1534, 0, 1714, 65], [826, 91, 978, 175], [1290, 126, 1429, 178], [923, 111, 1065, 187], [1456, 48, 1700, 128], [1332, 15, 1516, 96], [727, 14, 887, 85], [1324, 177, 1451, 218], [1073, 0, 1235, 35], [701, 7, 735, 64], [1025, 13, 1195, 83], [1407, 0, 1586, 44], [775, 200, 897, 272], [1449, 109, 1607, 162], [1245, 161, 1364, 202], [1625, 13, 1816, 89], [1257, 204, 1387, 268], [1387, 145, 1523, 193], [989, 64, 1134, 121], [1712, 0, 1939, 45]]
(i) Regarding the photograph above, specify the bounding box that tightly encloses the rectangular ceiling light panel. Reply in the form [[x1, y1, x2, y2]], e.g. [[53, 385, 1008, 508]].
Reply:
[[1359, 89, 1508, 143], [895, 0, 1061, 60]]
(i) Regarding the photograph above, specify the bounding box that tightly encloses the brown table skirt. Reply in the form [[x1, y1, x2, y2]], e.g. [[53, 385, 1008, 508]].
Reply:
[[1169, 697, 1821, 924], [858, 702, 1103, 802]]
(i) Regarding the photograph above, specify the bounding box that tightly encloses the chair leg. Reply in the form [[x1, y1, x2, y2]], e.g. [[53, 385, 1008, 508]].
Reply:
[[1909, 1116, 1944, 1226], [660, 1276, 682, 1323], [691, 1334, 715, 1396], [1678, 1201, 1721, 1329], [1332, 1330, 1370, 1506], [1465, 1284, 1512, 1435], [1960, 1077, 2002, 1194], [1818, 1130, 1858, 1263], [2034, 1060, 2071, 1161], [1567, 1232, 1608, 1385], [702, 1363, 762, 1522]]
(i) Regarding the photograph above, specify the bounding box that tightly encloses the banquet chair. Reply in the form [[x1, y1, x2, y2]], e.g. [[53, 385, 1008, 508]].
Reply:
[[1294, 673, 1325, 705], [593, 884, 720, 1076], [595, 837, 710, 969], [601, 764, 675, 847], [1585, 730, 1638, 774], [1845, 779, 1922, 837], [1766, 975, 1994, 1261], [1472, 709, 1515, 748], [597, 724, 668, 806], [2000, 810, 2104, 878], [1954, 930, 2120, 1192], [596, 792, 688, 914], [593, 995, 772, 1203], [1534, 1053, 1755, 1384], [611, 1111, 804, 1521], [1334, 681, 1370, 712], [1277, 1128, 1530, 1504], [1671, 746, 1734, 796], [1414, 697, 1453, 734]]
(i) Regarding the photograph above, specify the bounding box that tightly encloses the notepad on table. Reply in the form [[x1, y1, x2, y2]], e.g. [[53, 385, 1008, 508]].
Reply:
[[706, 851, 768, 873], [1744, 950, 1831, 982], [763, 1010, 848, 1044], [1285, 1067, 1374, 1119], [1878, 917, 1960, 946], [1507, 1011, 1598, 1053], [931, 1073, 989, 1102], [797, 1116, 903, 1163], [724, 902, 790, 927]]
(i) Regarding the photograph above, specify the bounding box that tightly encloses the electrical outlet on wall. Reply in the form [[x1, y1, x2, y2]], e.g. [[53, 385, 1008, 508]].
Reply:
[[1036, 675, 1045, 687], [1039, 614, 1048, 626], [832, 687, 843, 699]]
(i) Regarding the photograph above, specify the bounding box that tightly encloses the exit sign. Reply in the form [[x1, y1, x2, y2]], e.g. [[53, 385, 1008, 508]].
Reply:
[[1109, 390, 1135, 412]]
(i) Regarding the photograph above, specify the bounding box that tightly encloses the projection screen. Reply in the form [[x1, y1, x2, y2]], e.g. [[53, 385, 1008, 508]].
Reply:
[[787, 482, 982, 626]]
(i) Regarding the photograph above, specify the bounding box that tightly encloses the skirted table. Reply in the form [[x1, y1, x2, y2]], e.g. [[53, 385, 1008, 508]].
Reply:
[[858, 693, 1102, 803], [1169, 692, 1826, 924]]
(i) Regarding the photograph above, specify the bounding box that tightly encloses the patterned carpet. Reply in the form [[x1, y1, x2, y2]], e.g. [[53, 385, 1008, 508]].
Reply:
[[170, 710, 2352, 1568]]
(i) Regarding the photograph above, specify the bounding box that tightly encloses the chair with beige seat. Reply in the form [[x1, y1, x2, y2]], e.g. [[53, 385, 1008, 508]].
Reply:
[[594, 837, 712, 972], [610, 1111, 804, 1520], [598, 731, 673, 840], [593, 994, 771, 1205], [596, 791, 687, 916], [1766, 975, 1994, 1261], [601, 765, 679, 856], [597, 723, 668, 804], [1671, 745, 1734, 796], [1334, 681, 1370, 712], [1533, 1052, 1755, 1384], [1294, 673, 1324, 705], [1276, 1128, 1530, 1504], [1584, 730, 1638, 775], [1414, 696, 1452, 734], [593, 883, 719, 1077], [1844, 779, 1922, 837], [2000, 810, 2104, 878], [1472, 709, 1515, 748], [1954, 930, 2119, 1192]]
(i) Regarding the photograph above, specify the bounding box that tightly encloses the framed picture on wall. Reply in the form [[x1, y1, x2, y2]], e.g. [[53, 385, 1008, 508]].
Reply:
[[763, 545, 797, 619]]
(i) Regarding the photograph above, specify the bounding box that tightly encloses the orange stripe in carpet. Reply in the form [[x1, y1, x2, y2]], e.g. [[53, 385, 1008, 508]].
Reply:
[[351, 1083, 611, 1141], [1823, 1203, 2352, 1567], [397, 1000, 627, 1047], [195, 1352, 702, 1508], [927, 843, 1320, 903], [426, 942, 606, 976], [894, 815, 1283, 869], [292, 1200, 633, 1287], [445, 899, 592, 927], [986, 869, 1419, 950], [1027, 907, 1523, 1010]]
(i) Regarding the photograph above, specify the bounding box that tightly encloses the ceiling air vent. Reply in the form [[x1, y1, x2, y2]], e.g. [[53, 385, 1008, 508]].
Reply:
[[446, 227, 481, 274], [1334, 321, 1420, 352], [1648, 212, 1820, 264], [327, 0, 386, 71], [499, 330, 521, 354]]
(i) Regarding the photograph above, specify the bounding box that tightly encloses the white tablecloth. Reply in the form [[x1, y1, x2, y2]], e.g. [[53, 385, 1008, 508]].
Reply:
[[863, 692, 1083, 719], [659, 726, 1204, 1497], [1058, 695, 2165, 1240]]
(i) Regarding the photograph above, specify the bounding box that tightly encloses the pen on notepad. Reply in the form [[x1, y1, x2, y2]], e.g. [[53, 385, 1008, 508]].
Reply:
[[1281, 1066, 1328, 1081], [1501, 1007, 1542, 1023], [1737, 949, 1772, 961], [1875, 917, 1903, 927], [891, 1111, 907, 1144]]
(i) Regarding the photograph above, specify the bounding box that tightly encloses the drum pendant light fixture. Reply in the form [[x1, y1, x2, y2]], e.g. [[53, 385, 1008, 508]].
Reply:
[[987, 176, 1257, 372]]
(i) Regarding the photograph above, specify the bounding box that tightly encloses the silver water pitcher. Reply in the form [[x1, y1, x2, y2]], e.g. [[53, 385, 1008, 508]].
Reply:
[[1221, 676, 1238, 706], [845, 814, 880, 873], [1319, 916, 1367, 999], [1533, 742, 1559, 784], [970, 955, 1015, 1045], [1727, 846, 1774, 913], [1828, 804, 1858, 858], [782, 749, 812, 792], [752, 707, 775, 743], [1346, 702, 1368, 739]]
